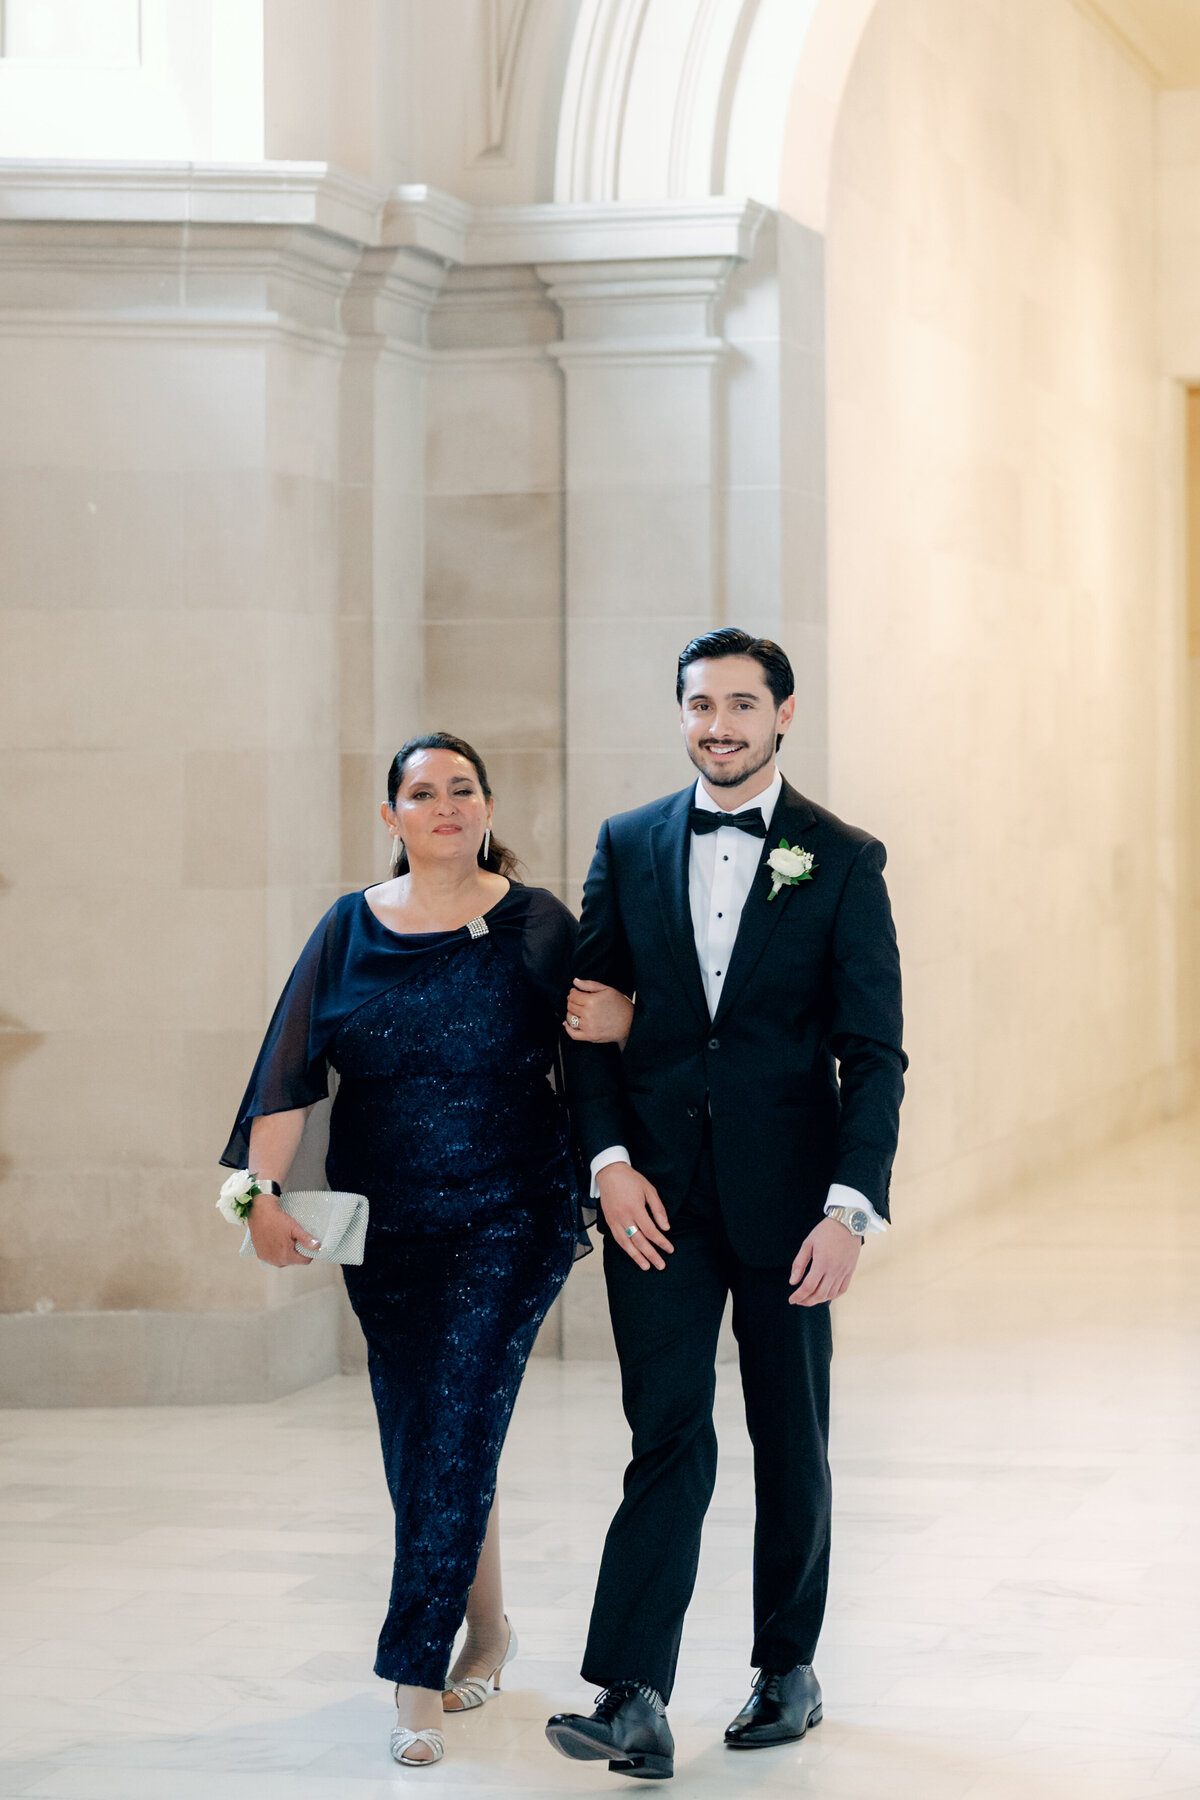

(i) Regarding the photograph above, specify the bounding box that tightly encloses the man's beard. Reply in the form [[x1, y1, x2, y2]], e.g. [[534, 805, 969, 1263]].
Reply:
[[687, 736, 775, 789]]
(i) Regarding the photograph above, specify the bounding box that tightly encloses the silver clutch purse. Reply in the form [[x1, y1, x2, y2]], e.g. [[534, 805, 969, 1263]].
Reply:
[[239, 1190, 368, 1265]]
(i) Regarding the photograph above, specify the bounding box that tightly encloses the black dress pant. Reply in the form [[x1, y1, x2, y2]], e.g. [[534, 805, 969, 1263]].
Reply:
[[581, 1146, 832, 1701]]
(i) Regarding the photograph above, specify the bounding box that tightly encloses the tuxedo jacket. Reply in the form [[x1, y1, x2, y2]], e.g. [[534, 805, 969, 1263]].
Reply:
[[568, 778, 906, 1267]]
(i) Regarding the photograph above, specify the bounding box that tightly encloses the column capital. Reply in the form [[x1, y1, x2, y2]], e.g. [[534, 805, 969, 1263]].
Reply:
[[535, 255, 738, 299], [538, 255, 741, 357]]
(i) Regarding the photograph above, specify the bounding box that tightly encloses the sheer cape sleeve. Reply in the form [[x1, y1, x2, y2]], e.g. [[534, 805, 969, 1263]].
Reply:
[[219, 900, 349, 1169], [487, 884, 578, 1019]]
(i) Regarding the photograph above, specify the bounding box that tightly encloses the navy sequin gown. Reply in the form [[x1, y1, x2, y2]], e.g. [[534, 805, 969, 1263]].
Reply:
[[222, 883, 586, 1689]]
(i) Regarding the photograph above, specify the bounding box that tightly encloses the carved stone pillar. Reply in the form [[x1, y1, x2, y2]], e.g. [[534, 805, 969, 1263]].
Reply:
[[337, 198, 463, 884], [539, 203, 765, 897]]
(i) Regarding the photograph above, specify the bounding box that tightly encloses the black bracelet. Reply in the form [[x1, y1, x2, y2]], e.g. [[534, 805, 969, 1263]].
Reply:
[[255, 1178, 282, 1197]]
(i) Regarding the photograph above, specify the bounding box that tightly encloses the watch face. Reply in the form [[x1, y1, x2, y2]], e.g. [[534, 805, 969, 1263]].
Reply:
[[848, 1210, 870, 1235]]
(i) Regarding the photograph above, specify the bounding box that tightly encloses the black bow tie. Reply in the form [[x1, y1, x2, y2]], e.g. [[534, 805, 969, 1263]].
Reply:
[[689, 806, 767, 839]]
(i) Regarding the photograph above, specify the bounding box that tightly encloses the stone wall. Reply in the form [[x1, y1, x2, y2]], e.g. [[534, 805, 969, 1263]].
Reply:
[[823, 0, 1189, 1229]]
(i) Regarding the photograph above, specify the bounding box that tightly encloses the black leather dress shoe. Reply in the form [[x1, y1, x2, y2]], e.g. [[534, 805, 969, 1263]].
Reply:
[[546, 1682, 675, 1780], [724, 1663, 823, 1749]]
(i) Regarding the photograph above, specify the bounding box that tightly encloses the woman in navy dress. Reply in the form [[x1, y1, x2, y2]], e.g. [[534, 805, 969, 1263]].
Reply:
[[220, 732, 589, 1768]]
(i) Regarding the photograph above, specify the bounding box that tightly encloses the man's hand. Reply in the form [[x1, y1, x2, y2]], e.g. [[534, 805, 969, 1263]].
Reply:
[[597, 1163, 673, 1270], [565, 979, 634, 1046], [788, 1217, 862, 1306]]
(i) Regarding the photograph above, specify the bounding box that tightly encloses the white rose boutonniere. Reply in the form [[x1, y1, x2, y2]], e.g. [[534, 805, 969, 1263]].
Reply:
[[217, 1169, 264, 1225], [766, 838, 815, 901]]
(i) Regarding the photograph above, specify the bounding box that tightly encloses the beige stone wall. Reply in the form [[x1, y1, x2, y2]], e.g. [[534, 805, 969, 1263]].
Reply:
[[0, 222, 352, 1331], [822, 0, 1185, 1223], [0, 180, 459, 1399]]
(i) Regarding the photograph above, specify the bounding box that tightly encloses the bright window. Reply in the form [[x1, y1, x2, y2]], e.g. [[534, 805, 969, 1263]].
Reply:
[[1, 0, 141, 65]]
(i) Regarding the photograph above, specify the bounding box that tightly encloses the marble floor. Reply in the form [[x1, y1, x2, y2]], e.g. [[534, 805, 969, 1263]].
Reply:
[[1, 1116, 1199, 1799]]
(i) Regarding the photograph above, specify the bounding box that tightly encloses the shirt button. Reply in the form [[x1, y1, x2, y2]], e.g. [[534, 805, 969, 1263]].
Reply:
[[717, 911, 723, 918], [723, 855, 729, 862], [708, 1037, 720, 1050], [686, 1105, 699, 1119]]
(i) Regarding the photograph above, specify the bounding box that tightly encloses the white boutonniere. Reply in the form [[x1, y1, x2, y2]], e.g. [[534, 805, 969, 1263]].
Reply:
[[766, 839, 815, 901], [217, 1169, 265, 1225]]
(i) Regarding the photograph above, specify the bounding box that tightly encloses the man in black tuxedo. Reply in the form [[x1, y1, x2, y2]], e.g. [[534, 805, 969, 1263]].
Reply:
[[546, 629, 905, 1780]]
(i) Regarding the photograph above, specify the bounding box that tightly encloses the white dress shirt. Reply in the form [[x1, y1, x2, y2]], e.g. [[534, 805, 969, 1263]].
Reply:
[[590, 769, 886, 1234]]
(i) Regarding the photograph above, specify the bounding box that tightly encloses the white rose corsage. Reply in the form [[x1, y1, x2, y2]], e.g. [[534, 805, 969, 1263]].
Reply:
[[766, 839, 815, 901], [217, 1169, 266, 1225]]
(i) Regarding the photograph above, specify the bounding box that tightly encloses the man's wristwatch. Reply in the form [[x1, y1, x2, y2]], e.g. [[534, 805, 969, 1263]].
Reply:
[[826, 1204, 869, 1241]]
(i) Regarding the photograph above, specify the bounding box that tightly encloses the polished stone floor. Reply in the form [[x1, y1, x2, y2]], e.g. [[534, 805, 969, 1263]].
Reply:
[[1, 1115, 1198, 1798]]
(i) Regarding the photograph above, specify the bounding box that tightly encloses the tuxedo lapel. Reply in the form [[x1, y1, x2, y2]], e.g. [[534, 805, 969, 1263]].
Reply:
[[711, 780, 818, 1029], [649, 790, 710, 1028]]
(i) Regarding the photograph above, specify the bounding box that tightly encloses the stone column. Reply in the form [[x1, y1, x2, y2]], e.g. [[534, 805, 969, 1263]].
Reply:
[[534, 201, 763, 1354], [422, 264, 566, 895], [543, 254, 734, 888], [337, 199, 464, 885]]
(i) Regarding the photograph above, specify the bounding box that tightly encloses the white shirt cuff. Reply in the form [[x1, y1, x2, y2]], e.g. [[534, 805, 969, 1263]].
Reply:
[[590, 1146, 631, 1199], [824, 1183, 888, 1234]]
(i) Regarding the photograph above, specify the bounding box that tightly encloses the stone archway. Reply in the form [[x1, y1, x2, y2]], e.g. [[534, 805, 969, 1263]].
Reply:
[[553, 0, 880, 226]]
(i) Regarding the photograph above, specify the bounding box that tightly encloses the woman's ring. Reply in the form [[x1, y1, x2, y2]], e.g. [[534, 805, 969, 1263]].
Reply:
[[625, 1224, 639, 1239], [569, 1013, 581, 1029]]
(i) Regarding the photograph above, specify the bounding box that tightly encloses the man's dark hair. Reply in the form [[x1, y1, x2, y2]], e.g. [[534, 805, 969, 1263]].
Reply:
[[675, 628, 794, 707]]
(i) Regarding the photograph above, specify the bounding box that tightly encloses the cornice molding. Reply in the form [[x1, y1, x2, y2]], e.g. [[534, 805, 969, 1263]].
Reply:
[[0, 162, 767, 271], [0, 159, 386, 242], [0, 309, 347, 355], [381, 184, 473, 263], [463, 197, 765, 265]]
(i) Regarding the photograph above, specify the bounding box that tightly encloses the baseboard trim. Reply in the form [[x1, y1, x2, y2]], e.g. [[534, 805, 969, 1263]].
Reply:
[[0, 1286, 346, 1407]]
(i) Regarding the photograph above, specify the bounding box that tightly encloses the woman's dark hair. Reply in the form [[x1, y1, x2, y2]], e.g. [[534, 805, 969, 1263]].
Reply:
[[386, 732, 521, 880], [676, 628, 795, 751]]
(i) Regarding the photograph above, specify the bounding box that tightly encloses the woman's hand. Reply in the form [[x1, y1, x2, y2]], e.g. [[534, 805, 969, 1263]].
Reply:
[[565, 979, 634, 1046], [246, 1195, 321, 1267], [597, 1164, 673, 1270]]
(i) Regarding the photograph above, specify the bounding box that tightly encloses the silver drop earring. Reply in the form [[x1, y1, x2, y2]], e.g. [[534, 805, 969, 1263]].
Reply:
[[483, 828, 492, 863]]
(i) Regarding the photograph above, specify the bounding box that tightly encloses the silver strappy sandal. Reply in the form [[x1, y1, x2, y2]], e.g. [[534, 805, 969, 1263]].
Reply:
[[390, 1724, 444, 1767], [442, 1617, 518, 1713]]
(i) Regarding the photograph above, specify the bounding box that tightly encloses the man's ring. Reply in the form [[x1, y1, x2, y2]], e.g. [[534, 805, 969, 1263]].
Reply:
[[625, 1224, 639, 1239], [568, 1013, 580, 1029]]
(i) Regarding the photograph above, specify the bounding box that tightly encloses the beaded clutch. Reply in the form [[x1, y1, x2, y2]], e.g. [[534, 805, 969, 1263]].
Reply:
[[239, 1190, 368, 1265]]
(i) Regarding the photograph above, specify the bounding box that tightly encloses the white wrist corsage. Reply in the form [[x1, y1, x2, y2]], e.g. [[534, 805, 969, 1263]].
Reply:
[[217, 1169, 265, 1225], [766, 839, 815, 901]]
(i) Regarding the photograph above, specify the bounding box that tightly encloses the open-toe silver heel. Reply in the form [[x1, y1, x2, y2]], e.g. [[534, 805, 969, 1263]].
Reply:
[[442, 1616, 518, 1712], [390, 1724, 444, 1766], [392, 1683, 446, 1765]]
